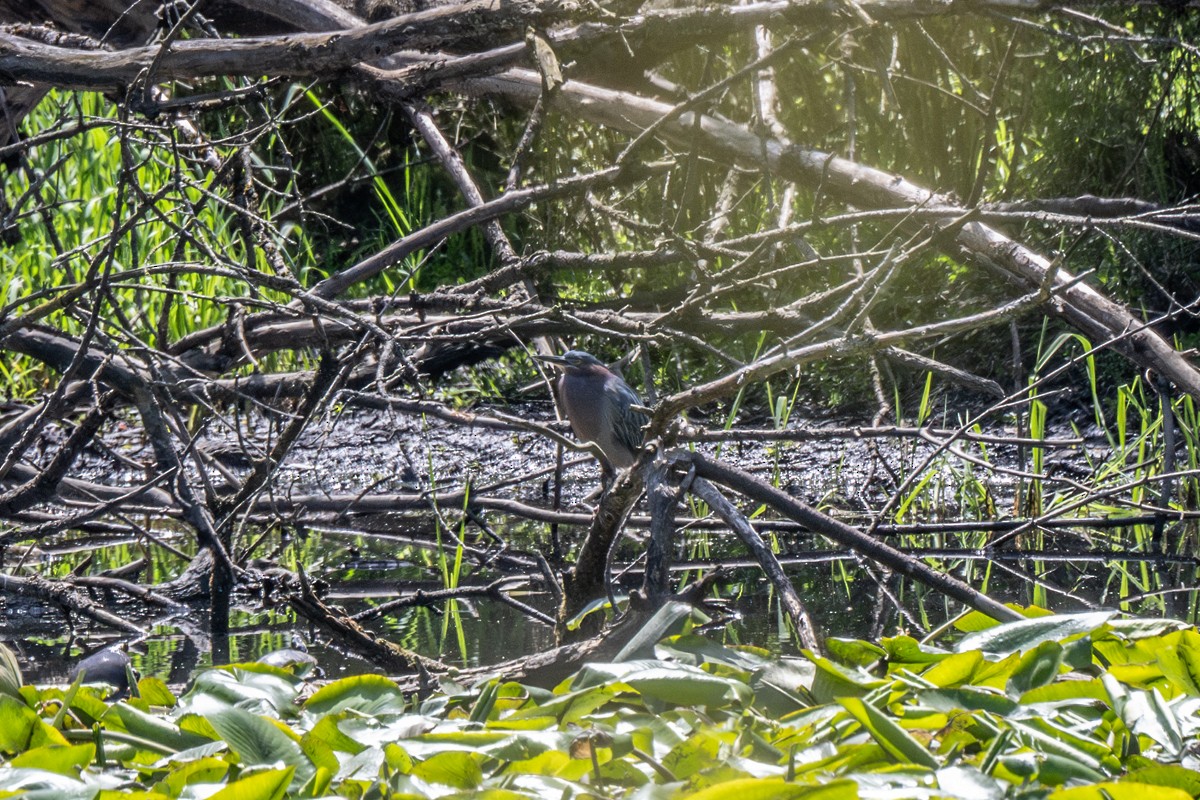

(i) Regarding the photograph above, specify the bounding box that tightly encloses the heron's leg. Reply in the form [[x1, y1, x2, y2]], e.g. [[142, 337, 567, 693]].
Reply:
[[583, 459, 614, 504]]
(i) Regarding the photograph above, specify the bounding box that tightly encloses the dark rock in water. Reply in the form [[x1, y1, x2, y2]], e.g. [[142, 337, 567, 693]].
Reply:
[[69, 649, 136, 697], [257, 647, 319, 677]]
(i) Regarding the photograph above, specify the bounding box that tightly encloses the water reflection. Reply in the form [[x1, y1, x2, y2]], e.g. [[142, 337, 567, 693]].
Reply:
[[6, 514, 1200, 688]]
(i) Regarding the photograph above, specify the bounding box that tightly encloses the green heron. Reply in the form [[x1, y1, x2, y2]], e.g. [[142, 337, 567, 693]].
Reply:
[[535, 350, 648, 476]]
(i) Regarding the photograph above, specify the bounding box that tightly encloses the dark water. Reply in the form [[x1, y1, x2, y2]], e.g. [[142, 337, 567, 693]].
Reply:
[[6, 407, 1198, 687], [7, 514, 1198, 689]]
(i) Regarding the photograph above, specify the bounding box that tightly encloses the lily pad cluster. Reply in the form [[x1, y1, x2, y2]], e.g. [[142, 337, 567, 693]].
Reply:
[[2, 610, 1200, 799]]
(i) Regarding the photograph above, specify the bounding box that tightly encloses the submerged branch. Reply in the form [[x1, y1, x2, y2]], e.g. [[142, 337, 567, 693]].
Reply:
[[690, 475, 819, 651]]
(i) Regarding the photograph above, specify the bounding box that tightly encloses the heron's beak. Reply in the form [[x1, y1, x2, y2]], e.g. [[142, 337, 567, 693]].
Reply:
[[533, 353, 568, 367]]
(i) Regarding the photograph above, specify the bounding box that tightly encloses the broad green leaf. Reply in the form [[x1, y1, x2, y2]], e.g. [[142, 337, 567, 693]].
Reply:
[[205, 707, 312, 789], [1123, 688, 1184, 756], [150, 740, 226, 767], [753, 660, 814, 716], [664, 729, 727, 780], [921, 651, 985, 688], [681, 760, 756, 793], [936, 765, 1006, 800], [299, 765, 332, 798], [411, 750, 483, 789], [971, 652, 1024, 690], [385, 742, 413, 772], [178, 713, 220, 741], [880, 636, 951, 666], [1096, 631, 1181, 667], [0, 644, 23, 699], [1050, 782, 1190, 800], [597, 755, 649, 786], [1024, 715, 1116, 764], [685, 777, 858, 800], [657, 634, 769, 672], [575, 661, 751, 708], [29, 720, 68, 749], [613, 600, 707, 661], [486, 715, 558, 732], [66, 690, 111, 727], [1038, 754, 1108, 785], [1019, 677, 1107, 705], [502, 748, 588, 780], [0, 694, 38, 753], [304, 714, 366, 755], [997, 753, 1105, 786], [103, 702, 208, 753], [825, 638, 887, 668], [136, 677, 175, 708], [1110, 663, 1170, 689], [621, 664, 751, 708], [507, 681, 620, 724], [9, 743, 94, 774], [335, 746, 386, 782], [956, 611, 1115, 656], [808, 655, 884, 703], [1062, 636, 1096, 670], [334, 713, 437, 749], [838, 696, 938, 769], [919, 687, 1018, 716], [1158, 630, 1200, 696], [1007, 719, 1106, 771], [205, 766, 294, 800], [1123, 765, 1200, 795], [508, 681, 619, 724], [1106, 619, 1189, 638], [564, 595, 619, 631], [298, 730, 338, 775], [955, 606, 1049, 632], [0, 769, 95, 800], [303, 674, 407, 715], [404, 729, 520, 757], [152, 756, 230, 796], [1007, 641, 1065, 695], [476, 731, 560, 761], [179, 667, 300, 717]]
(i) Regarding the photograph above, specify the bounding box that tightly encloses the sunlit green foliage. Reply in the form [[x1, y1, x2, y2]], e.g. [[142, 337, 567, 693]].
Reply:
[[5, 611, 1200, 798], [4, 7, 1199, 406]]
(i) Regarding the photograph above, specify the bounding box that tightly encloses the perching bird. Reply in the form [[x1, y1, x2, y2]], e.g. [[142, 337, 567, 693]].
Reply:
[[535, 350, 648, 476]]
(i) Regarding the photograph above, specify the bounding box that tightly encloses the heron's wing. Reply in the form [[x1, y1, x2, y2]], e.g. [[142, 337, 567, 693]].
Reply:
[[605, 380, 648, 454]]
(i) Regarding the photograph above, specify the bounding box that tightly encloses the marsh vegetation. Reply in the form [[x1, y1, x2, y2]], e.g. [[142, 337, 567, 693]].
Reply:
[[2, 1, 1200, 795]]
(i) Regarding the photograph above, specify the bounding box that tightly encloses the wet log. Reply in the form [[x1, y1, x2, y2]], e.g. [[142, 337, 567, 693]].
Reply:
[[286, 570, 448, 675], [0, 572, 143, 634]]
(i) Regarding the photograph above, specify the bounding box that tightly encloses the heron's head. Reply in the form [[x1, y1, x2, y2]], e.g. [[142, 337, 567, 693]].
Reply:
[[535, 350, 607, 375]]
